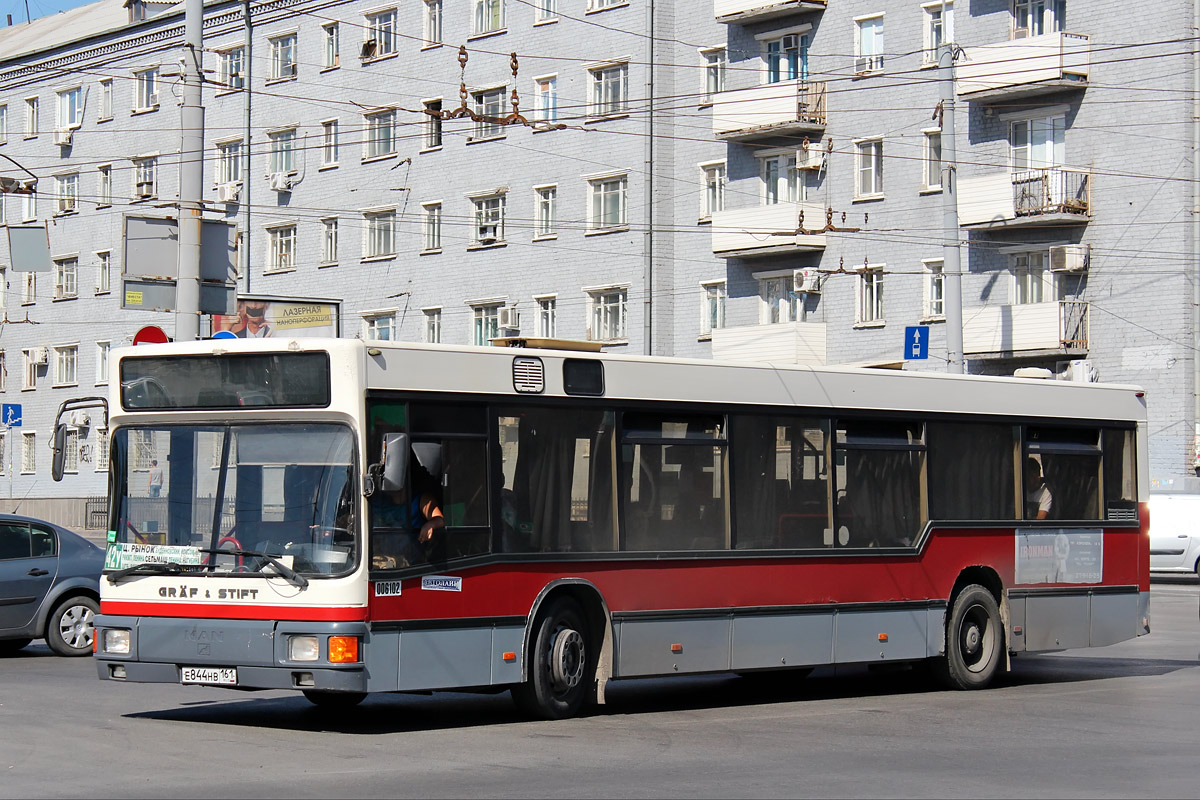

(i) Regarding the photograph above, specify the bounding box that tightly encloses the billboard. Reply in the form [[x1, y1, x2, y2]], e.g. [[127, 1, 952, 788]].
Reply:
[[208, 296, 341, 339]]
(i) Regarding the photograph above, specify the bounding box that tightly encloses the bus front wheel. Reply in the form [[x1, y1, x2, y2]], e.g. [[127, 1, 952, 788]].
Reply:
[[934, 583, 1004, 690], [513, 597, 592, 720]]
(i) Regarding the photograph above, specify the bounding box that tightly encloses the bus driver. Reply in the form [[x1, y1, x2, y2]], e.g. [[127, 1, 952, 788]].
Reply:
[[370, 467, 445, 569]]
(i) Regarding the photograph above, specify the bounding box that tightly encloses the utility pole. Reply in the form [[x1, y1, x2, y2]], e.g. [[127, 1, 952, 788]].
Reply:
[[938, 38, 965, 374], [175, 0, 205, 341], [242, 0, 252, 295]]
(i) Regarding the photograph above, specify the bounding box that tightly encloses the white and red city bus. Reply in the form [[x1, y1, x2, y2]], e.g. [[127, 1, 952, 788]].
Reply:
[[82, 337, 1149, 718]]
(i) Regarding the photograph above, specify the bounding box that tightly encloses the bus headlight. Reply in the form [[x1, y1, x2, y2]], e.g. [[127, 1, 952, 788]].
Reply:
[[328, 636, 360, 664], [102, 629, 131, 655], [289, 635, 320, 662]]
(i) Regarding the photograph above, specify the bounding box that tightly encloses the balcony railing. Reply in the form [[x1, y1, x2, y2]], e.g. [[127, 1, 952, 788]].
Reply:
[[711, 202, 827, 256], [712, 80, 826, 140], [714, 0, 826, 24], [957, 32, 1089, 101], [959, 167, 1090, 228], [963, 300, 1089, 356], [711, 321, 826, 365]]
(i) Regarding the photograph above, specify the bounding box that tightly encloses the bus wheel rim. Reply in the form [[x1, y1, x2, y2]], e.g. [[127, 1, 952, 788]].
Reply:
[[550, 628, 585, 693]]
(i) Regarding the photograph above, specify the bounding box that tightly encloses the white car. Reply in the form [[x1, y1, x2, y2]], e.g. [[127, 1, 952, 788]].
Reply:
[[1149, 494, 1200, 577]]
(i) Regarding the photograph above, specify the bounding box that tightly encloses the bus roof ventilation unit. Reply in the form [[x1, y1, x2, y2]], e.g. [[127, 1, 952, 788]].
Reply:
[[512, 357, 545, 394]]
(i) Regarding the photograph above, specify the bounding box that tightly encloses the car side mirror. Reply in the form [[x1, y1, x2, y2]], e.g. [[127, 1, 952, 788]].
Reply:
[[379, 432, 409, 494]]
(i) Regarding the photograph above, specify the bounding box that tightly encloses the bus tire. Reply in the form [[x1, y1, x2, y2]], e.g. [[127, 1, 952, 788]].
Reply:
[[513, 597, 592, 720], [934, 583, 1004, 690], [302, 690, 367, 708]]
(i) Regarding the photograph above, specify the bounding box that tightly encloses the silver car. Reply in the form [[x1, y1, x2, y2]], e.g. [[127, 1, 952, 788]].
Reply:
[[0, 514, 103, 656], [1149, 494, 1200, 578]]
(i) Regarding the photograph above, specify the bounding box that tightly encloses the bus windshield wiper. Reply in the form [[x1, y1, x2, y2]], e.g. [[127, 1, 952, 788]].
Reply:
[[106, 561, 187, 583], [199, 548, 309, 589]]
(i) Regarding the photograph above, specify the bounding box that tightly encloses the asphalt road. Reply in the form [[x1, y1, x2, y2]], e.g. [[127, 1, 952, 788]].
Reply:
[[2, 580, 1198, 799]]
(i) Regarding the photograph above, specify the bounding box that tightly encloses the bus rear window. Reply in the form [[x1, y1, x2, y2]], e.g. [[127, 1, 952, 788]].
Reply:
[[121, 353, 331, 410]]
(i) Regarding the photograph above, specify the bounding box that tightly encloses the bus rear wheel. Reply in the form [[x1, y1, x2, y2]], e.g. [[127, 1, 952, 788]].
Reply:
[[934, 583, 1004, 690], [513, 598, 592, 720], [302, 690, 366, 709]]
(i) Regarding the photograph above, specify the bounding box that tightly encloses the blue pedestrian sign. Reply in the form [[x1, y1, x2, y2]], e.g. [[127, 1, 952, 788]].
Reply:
[[2, 404, 22, 428], [905, 326, 929, 360]]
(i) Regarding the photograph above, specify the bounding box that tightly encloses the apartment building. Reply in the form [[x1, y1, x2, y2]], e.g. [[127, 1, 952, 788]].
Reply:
[[0, 0, 1196, 515]]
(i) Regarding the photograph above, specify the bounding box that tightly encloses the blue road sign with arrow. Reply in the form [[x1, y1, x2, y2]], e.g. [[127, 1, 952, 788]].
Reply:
[[905, 326, 929, 360]]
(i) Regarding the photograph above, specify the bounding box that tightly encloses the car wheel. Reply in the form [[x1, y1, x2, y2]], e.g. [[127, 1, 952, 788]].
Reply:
[[46, 595, 98, 657], [0, 638, 33, 656]]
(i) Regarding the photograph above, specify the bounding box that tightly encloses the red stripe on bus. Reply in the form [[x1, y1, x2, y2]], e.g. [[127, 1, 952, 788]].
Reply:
[[101, 601, 368, 622]]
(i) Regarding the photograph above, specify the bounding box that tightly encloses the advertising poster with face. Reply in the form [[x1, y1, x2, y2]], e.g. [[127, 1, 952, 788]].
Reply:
[[210, 297, 340, 339]]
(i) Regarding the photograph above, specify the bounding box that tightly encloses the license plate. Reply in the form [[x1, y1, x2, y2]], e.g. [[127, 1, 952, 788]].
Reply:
[[180, 666, 238, 685]]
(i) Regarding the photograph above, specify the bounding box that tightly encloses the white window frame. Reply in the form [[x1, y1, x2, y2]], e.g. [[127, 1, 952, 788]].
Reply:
[[761, 30, 809, 84], [701, 161, 726, 219], [0, 104, 7, 142], [97, 250, 111, 294], [21, 348, 36, 390], [53, 344, 78, 386], [268, 128, 297, 174], [97, 164, 112, 207], [423, 99, 443, 149], [22, 273, 35, 305], [758, 274, 799, 324], [22, 189, 36, 221], [218, 47, 245, 90], [266, 224, 297, 272], [586, 286, 628, 342], [423, 0, 443, 46], [699, 280, 727, 338], [423, 307, 443, 343], [96, 341, 111, 385], [320, 119, 339, 167], [535, 0, 557, 23], [922, 2, 954, 65], [362, 310, 397, 341], [95, 429, 109, 472], [855, 137, 884, 199], [364, 108, 397, 160], [133, 156, 157, 199], [922, 258, 945, 321], [854, 14, 885, 74], [98, 80, 112, 121], [63, 428, 79, 475], [54, 173, 79, 214], [534, 75, 558, 123], [53, 256, 78, 300], [856, 264, 885, 325], [701, 47, 727, 102], [56, 86, 83, 129], [922, 127, 942, 191], [534, 184, 557, 238], [586, 172, 628, 232], [21, 431, 35, 474], [587, 0, 623, 10], [1009, 114, 1065, 170], [133, 68, 159, 111], [471, 302, 503, 346], [364, 8, 398, 58], [1013, 0, 1064, 38], [216, 138, 243, 184], [535, 295, 557, 338], [363, 208, 397, 259], [472, 87, 506, 139], [320, 218, 338, 265], [759, 151, 800, 205], [422, 202, 443, 252], [588, 61, 629, 117], [1011, 250, 1052, 305], [25, 96, 38, 137], [322, 22, 339, 69], [470, 193, 507, 245], [269, 32, 298, 81], [472, 0, 505, 36], [0, 351, 5, 393]]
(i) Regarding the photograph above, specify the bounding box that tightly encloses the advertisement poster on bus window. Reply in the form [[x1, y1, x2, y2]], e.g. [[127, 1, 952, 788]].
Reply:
[[208, 296, 341, 339], [1014, 529, 1103, 585]]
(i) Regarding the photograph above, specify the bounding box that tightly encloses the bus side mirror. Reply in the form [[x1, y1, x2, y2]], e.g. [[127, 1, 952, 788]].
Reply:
[[51, 424, 67, 482], [379, 432, 409, 494]]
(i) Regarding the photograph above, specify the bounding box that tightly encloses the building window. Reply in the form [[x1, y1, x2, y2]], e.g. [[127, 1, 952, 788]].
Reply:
[[534, 76, 558, 122], [856, 264, 885, 324], [0, 352, 5, 392], [364, 109, 396, 159], [98, 165, 112, 207], [134, 68, 158, 110], [761, 152, 799, 204], [364, 209, 397, 258], [923, 129, 942, 191], [701, 162, 726, 219], [97, 251, 111, 293], [424, 308, 442, 343], [472, 88, 506, 139], [423, 203, 442, 251], [21, 432, 35, 474], [587, 0, 622, 9], [54, 345, 78, 386], [424, 0, 443, 45], [365, 9, 397, 57], [473, 0, 504, 35], [760, 276, 799, 324], [98, 80, 112, 120], [1014, 0, 1063, 37], [96, 341, 111, 385], [922, 1, 953, 64], [535, 186, 557, 237], [472, 304, 501, 345], [21, 190, 35, 222], [133, 156, 157, 199], [856, 138, 884, 198], [320, 119, 338, 167], [855, 15, 885, 73], [218, 47, 245, 89], [217, 139, 243, 184], [536, 296, 557, 337], [1012, 251, 1048, 305], [535, 0, 557, 22], [22, 273, 35, 305], [57, 87, 82, 129], [25, 97, 38, 137], [700, 281, 727, 337], [923, 258, 945, 320], [702, 47, 727, 101], [96, 431, 109, 472], [0, 104, 6, 142], [416, 100, 441, 149], [471, 194, 506, 244], [54, 173, 79, 214], [765, 34, 807, 83], [589, 63, 628, 117], [269, 128, 296, 173], [588, 288, 627, 341], [267, 225, 296, 272], [53, 257, 78, 300], [63, 428, 79, 474], [320, 218, 338, 265], [269, 33, 297, 80], [1010, 115, 1065, 170], [322, 23, 339, 68], [22, 349, 37, 389], [364, 312, 395, 341], [587, 174, 627, 231]]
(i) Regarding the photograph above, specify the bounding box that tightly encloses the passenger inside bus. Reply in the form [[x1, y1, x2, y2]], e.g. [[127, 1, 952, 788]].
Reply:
[[370, 463, 444, 569], [1024, 457, 1054, 520]]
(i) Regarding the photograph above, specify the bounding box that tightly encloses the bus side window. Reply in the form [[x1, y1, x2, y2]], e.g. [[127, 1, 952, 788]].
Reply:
[[835, 420, 926, 548]]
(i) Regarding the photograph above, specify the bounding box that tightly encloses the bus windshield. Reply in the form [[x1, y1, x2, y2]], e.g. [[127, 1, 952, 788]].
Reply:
[[110, 423, 358, 577]]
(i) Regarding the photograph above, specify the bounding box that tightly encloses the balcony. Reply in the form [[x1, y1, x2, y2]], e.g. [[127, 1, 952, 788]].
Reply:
[[712, 80, 826, 141], [958, 167, 1090, 230], [715, 0, 826, 24], [711, 202, 827, 257], [963, 300, 1089, 357], [957, 32, 1089, 102], [712, 321, 826, 365]]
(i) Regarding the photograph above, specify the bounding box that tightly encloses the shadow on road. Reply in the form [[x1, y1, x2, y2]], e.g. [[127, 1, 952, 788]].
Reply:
[[123, 652, 1199, 735]]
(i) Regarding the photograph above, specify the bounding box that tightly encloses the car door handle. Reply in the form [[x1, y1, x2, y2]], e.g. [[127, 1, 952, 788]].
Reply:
[[27, 568, 49, 576]]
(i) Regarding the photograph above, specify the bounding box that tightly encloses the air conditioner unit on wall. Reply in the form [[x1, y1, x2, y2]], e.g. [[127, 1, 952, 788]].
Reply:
[[498, 306, 521, 331], [69, 410, 90, 428], [1050, 244, 1089, 272], [53, 128, 73, 146], [797, 144, 824, 170], [135, 180, 154, 198], [32, 346, 49, 365], [216, 182, 240, 203], [268, 172, 292, 192], [1059, 358, 1099, 383], [793, 268, 821, 294]]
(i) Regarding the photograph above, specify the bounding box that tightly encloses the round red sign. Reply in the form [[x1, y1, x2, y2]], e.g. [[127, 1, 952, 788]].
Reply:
[[132, 325, 170, 346]]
